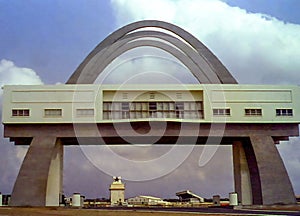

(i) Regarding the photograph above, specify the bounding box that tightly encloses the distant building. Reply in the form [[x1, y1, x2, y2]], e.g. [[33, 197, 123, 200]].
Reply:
[[127, 195, 169, 206], [176, 190, 204, 203], [109, 176, 125, 206], [1, 194, 11, 206], [64, 194, 85, 207]]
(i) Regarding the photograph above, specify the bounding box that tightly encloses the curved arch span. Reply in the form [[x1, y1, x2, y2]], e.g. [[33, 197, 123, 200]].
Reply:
[[73, 31, 221, 84], [67, 20, 237, 84]]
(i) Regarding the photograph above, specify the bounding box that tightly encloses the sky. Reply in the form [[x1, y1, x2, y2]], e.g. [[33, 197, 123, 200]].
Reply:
[[0, 0, 300, 199]]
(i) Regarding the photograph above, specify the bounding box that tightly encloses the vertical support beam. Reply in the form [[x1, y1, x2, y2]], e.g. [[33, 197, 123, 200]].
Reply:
[[242, 139, 262, 205], [45, 139, 63, 206], [232, 141, 252, 205], [249, 135, 296, 205], [10, 136, 62, 206]]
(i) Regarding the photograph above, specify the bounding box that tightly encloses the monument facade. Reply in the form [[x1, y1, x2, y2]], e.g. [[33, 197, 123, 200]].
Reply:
[[2, 20, 299, 206]]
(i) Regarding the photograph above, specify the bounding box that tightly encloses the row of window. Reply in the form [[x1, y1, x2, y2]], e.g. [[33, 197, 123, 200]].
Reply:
[[10, 108, 294, 118], [103, 110, 204, 120], [103, 101, 203, 120], [103, 102, 203, 112], [11, 108, 94, 118], [212, 108, 293, 117]]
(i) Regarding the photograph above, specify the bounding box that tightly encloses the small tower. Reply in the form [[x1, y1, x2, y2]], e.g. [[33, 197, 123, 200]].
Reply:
[[109, 176, 125, 206]]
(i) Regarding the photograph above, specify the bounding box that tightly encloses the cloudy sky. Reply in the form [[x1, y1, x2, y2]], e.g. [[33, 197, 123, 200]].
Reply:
[[0, 0, 300, 199]]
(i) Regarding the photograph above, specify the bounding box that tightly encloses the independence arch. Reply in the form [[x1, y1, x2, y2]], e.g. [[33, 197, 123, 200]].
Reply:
[[3, 20, 298, 206]]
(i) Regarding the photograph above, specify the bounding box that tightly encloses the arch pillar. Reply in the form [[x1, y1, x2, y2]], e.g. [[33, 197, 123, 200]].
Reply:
[[233, 136, 296, 205], [10, 136, 63, 206], [249, 135, 296, 205], [232, 141, 252, 205]]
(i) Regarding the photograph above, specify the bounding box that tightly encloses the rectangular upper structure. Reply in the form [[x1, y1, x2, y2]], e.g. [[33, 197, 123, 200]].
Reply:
[[2, 84, 300, 124]]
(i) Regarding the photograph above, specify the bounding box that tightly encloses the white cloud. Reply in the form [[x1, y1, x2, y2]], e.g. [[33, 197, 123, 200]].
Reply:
[[0, 59, 43, 89], [110, 0, 300, 84]]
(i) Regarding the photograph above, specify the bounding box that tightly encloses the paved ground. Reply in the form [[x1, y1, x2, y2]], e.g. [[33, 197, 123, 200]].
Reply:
[[0, 207, 300, 216], [0, 206, 299, 216]]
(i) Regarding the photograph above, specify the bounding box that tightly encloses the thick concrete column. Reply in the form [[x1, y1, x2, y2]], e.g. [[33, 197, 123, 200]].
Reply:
[[232, 141, 252, 205], [249, 135, 296, 205], [10, 136, 63, 206]]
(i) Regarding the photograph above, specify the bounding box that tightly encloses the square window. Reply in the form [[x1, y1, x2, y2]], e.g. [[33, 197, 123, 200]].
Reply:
[[149, 102, 157, 110], [23, 109, 30, 116], [12, 110, 18, 116], [175, 102, 184, 110], [122, 102, 129, 111]]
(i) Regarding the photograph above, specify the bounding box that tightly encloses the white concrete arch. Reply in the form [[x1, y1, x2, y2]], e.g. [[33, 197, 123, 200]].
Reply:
[[67, 20, 237, 84], [73, 30, 221, 84]]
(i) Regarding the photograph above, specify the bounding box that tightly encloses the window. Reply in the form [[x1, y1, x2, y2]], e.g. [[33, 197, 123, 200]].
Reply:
[[121, 102, 129, 110], [149, 102, 157, 110], [245, 109, 262, 116], [76, 109, 94, 117], [175, 102, 184, 118], [276, 109, 293, 116], [44, 109, 62, 117], [121, 102, 129, 119], [12, 109, 30, 117], [122, 111, 130, 119], [103, 102, 111, 111], [149, 102, 157, 118], [175, 102, 184, 110], [213, 108, 230, 116]]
